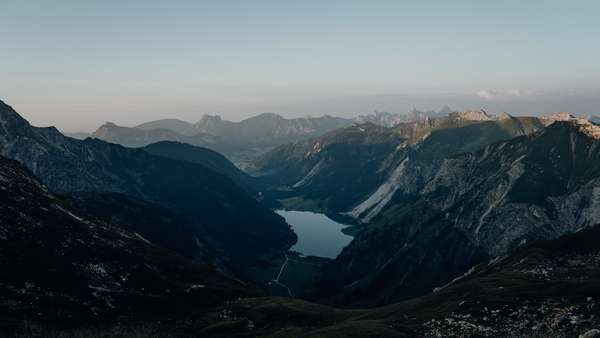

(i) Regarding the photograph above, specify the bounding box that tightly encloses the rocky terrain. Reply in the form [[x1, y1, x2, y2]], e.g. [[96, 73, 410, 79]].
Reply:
[[322, 118, 600, 306], [0, 156, 254, 334], [191, 224, 600, 337]]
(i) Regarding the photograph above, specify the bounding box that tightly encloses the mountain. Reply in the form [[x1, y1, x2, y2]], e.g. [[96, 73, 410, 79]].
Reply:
[[200, 224, 600, 337], [355, 106, 452, 127], [136, 118, 199, 135], [589, 115, 600, 125], [321, 119, 600, 306], [0, 100, 296, 277], [92, 113, 353, 165], [91, 121, 219, 148], [253, 111, 546, 217], [142, 141, 254, 190], [0, 156, 254, 333], [251, 123, 407, 212], [194, 113, 353, 147]]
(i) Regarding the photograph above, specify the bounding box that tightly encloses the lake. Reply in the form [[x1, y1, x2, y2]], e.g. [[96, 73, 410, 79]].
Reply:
[[276, 210, 353, 259]]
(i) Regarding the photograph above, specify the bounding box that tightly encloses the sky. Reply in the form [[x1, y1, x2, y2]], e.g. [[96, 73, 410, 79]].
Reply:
[[1, 0, 599, 132]]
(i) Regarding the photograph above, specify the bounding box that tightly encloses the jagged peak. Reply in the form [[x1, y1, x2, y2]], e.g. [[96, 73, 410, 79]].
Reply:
[[450, 110, 494, 121], [544, 112, 600, 140], [547, 112, 577, 121]]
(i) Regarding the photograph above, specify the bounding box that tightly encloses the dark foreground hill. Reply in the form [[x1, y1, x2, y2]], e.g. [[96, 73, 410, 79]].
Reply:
[[0, 156, 254, 334]]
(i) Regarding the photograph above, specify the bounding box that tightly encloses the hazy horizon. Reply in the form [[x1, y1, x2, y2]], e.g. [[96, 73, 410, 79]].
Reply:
[[2, 0, 599, 132]]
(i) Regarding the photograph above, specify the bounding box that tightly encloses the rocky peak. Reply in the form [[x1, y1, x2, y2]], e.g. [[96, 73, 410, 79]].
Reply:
[[90, 122, 120, 138], [543, 112, 600, 139], [450, 110, 494, 121], [547, 112, 577, 121]]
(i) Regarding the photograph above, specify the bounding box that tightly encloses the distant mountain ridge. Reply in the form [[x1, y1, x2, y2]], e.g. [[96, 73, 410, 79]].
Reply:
[[90, 108, 459, 163], [355, 105, 452, 127], [92, 113, 353, 164]]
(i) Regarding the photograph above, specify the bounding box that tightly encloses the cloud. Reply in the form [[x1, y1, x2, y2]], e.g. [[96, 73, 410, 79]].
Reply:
[[477, 89, 525, 100]]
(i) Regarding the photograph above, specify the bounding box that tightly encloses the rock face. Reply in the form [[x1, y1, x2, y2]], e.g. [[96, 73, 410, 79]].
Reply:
[[0, 156, 253, 331], [322, 121, 600, 306], [0, 100, 296, 276]]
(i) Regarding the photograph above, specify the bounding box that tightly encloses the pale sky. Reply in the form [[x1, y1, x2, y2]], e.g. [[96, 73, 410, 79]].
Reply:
[[1, 0, 599, 132]]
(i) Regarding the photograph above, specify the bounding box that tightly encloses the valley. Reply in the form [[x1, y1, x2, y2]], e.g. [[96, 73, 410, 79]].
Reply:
[[4, 4, 600, 336], [1, 98, 600, 337]]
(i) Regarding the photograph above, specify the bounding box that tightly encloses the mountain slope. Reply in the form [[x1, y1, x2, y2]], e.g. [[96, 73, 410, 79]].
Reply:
[[322, 120, 600, 306], [253, 111, 546, 217], [0, 100, 295, 275], [202, 224, 600, 337], [142, 141, 255, 190], [253, 123, 406, 212], [0, 156, 253, 332]]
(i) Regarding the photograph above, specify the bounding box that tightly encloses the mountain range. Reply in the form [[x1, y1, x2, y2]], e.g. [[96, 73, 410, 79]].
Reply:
[[0, 100, 295, 279], [254, 110, 600, 306], [252, 110, 545, 216], [355, 105, 452, 127], [90, 113, 354, 165], [2, 96, 600, 337], [87, 108, 457, 165]]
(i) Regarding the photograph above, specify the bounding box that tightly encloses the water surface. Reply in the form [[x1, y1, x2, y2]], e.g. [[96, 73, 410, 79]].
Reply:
[[276, 210, 353, 258]]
